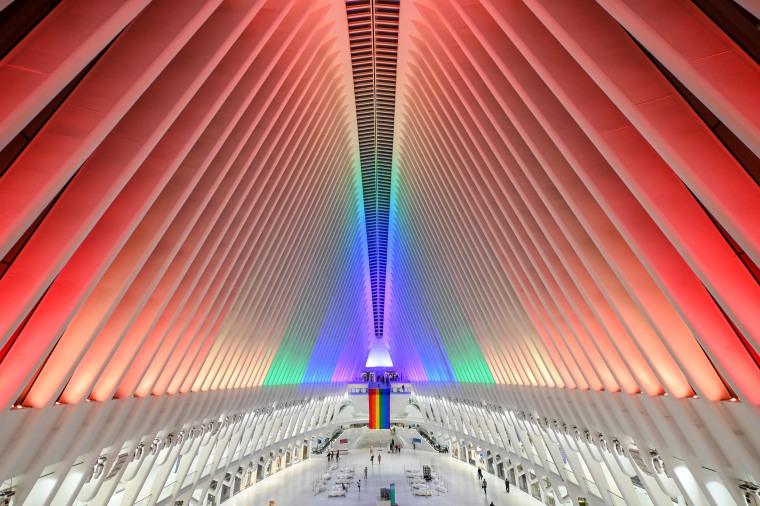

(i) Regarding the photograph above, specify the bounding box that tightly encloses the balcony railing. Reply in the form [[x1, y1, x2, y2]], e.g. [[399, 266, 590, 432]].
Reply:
[[584, 477, 602, 498], [608, 489, 628, 506]]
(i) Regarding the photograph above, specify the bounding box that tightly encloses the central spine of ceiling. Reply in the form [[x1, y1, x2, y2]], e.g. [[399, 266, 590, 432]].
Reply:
[[346, 0, 400, 341]]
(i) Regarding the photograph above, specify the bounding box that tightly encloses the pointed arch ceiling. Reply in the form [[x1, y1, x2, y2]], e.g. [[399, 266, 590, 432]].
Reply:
[[1, 0, 760, 504], [0, 0, 758, 428]]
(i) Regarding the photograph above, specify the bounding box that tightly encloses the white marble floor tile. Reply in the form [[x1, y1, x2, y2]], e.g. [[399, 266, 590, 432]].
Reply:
[[224, 448, 545, 506]]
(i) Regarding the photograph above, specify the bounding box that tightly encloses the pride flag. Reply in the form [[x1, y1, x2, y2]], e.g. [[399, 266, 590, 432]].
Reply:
[[368, 386, 391, 429]]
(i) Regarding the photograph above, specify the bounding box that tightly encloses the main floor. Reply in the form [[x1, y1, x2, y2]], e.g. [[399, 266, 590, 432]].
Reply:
[[225, 447, 545, 506]]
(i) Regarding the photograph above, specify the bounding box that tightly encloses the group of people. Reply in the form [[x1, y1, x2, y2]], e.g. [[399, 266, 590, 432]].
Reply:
[[389, 438, 401, 453], [339, 478, 361, 493], [478, 467, 511, 497], [370, 454, 381, 465], [360, 371, 401, 382], [326, 451, 340, 462], [478, 468, 488, 495]]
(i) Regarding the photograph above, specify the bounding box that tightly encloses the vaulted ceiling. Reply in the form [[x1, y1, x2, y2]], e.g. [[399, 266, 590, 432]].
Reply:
[[1, 0, 760, 503], [2, 0, 760, 404]]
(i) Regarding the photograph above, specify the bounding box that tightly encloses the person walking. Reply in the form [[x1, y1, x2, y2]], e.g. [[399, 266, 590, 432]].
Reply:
[[358, 479, 361, 492], [477, 468, 483, 481], [364, 466, 368, 478], [482, 479, 488, 495], [505, 477, 510, 493], [378, 454, 382, 465], [371, 455, 374, 465]]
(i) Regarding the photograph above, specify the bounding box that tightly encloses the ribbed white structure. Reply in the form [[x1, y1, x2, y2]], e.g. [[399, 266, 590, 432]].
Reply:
[[0, 0, 758, 504]]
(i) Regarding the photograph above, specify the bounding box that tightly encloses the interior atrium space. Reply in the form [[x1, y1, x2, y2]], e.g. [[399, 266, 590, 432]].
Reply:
[[1, 0, 760, 505]]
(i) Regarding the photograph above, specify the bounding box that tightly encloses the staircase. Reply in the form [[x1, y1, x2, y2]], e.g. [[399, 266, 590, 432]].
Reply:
[[356, 428, 395, 449]]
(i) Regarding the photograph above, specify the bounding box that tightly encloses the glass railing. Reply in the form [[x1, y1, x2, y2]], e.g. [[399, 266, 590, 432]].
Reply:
[[158, 481, 175, 503], [416, 428, 447, 452], [312, 428, 344, 454], [182, 471, 195, 489], [133, 496, 151, 506], [584, 477, 602, 498], [608, 490, 628, 506]]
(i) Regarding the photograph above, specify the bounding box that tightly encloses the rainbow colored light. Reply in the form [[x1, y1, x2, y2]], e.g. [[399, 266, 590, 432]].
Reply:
[[368, 386, 391, 429]]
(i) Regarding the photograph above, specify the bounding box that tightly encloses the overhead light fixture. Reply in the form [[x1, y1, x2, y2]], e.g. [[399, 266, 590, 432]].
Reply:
[[650, 452, 665, 474], [133, 443, 144, 461], [88, 456, 108, 482], [150, 438, 161, 455]]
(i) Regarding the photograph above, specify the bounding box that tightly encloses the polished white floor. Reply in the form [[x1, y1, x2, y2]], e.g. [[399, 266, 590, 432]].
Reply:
[[225, 447, 545, 506]]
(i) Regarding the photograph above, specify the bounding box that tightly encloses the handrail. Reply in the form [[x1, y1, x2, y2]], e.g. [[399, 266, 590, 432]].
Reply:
[[608, 489, 628, 506], [416, 427, 448, 453], [312, 428, 345, 454], [584, 477, 602, 498]]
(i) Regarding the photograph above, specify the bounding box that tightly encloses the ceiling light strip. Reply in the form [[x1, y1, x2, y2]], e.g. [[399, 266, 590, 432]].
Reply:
[[346, 0, 399, 341]]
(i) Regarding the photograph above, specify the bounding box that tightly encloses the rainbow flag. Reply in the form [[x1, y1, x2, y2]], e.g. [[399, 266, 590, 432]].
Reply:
[[368, 387, 390, 429]]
